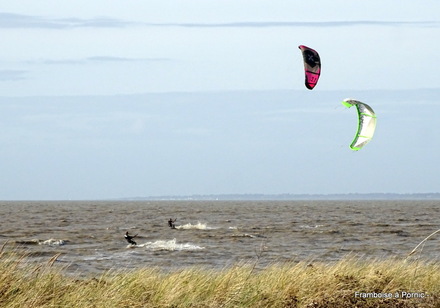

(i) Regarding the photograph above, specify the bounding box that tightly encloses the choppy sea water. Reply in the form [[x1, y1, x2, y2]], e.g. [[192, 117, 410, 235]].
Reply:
[[0, 200, 439, 276]]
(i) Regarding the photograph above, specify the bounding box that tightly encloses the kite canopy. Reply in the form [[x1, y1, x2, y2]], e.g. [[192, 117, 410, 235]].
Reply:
[[298, 45, 321, 90], [342, 98, 377, 151]]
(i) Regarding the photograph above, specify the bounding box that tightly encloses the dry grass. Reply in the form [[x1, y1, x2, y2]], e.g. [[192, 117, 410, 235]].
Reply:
[[0, 250, 439, 308]]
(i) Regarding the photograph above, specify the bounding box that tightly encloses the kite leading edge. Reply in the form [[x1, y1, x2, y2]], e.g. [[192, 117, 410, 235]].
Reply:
[[342, 98, 377, 151], [298, 45, 321, 90]]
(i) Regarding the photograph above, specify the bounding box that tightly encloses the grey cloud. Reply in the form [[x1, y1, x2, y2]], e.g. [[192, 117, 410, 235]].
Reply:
[[1, 13, 438, 30], [39, 59, 84, 65], [29, 57, 169, 65], [0, 12, 132, 29], [0, 70, 27, 81], [145, 20, 440, 28], [86, 56, 169, 62], [58, 17, 132, 28]]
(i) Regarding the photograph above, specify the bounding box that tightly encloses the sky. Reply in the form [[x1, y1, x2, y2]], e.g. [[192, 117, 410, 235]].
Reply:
[[0, 1, 439, 200]]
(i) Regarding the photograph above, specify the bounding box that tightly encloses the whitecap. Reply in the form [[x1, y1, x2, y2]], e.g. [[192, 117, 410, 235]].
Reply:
[[175, 222, 212, 230], [231, 233, 266, 238], [299, 224, 324, 229], [39, 239, 66, 246], [136, 239, 204, 251]]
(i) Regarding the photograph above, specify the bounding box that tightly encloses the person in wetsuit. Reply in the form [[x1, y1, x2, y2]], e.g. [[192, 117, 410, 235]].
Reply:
[[168, 218, 177, 229], [124, 231, 137, 245]]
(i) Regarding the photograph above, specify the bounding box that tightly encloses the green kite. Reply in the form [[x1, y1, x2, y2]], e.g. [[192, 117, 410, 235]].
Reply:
[[342, 98, 377, 151]]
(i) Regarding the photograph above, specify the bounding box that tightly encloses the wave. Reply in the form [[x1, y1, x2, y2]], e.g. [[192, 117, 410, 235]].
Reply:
[[128, 239, 204, 251], [15, 239, 66, 246], [231, 233, 266, 238], [15, 240, 41, 245], [175, 222, 212, 230], [299, 224, 324, 229], [39, 239, 66, 246]]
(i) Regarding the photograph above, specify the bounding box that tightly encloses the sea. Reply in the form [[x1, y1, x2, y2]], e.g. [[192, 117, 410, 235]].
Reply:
[[1, 200, 439, 276]]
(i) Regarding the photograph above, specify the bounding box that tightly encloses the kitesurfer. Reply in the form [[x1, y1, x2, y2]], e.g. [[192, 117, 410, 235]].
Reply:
[[168, 218, 177, 229], [124, 231, 137, 245]]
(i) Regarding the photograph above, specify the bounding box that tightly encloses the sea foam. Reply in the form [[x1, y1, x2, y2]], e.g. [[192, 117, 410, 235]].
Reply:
[[133, 239, 204, 251], [175, 222, 212, 230]]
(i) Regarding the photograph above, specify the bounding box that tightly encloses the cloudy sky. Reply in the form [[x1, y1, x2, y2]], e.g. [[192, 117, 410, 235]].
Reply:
[[0, 1, 439, 200]]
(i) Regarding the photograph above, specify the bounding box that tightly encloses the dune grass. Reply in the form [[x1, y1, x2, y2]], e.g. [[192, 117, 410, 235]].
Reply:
[[0, 249, 439, 308]]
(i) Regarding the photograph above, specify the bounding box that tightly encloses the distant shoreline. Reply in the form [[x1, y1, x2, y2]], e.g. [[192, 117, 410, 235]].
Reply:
[[119, 193, 440, 201], [2, 193, 440, 202]]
